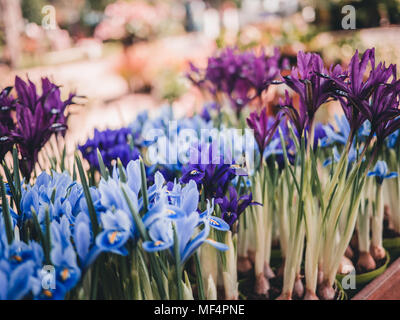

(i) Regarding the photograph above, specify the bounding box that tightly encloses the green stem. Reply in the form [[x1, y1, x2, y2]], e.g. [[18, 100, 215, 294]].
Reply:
[[140, 157, 149, 213], [0, 176, 14, 244], [75, 153, 100, 236], [44, 206, 52, 264], [121, 185, 167, 299], [194, 252, 205, 300], [371, 184, 383, 249], [173, 225, 183, 300]]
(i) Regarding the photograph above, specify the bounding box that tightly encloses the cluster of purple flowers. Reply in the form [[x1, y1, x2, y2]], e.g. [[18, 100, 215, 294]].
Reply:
[[78, 128, 140, 171], [246, 107, 327, 169], [247, 48, 400, 162], [328, 48, 400, 145], [0, 87, 15, 160], [0, 77, 76, 179], [188, 47, 283, 114], [179, 142, 255, 228], [272, 51, 343, 147]]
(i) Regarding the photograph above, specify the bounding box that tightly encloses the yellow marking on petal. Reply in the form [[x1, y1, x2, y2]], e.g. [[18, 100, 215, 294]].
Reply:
[[61, 268, 70, 281], [190, 170, 199, 175], [166, 209, 176, 215], [43, 290, 53, 298], [206, 238, 217, 244], [154, 240, 164, 247], [12, 255, 22, 262], [108, 231, 119, 244], [210, 218, 220, 226], [230, 164, 241, 169]]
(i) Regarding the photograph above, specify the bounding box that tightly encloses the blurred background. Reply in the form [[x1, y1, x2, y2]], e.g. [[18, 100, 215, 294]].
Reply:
[[1, 0, 400, 146]]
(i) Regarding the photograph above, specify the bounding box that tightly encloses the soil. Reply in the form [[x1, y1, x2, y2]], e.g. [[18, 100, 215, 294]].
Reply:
[[383, 227, 400, 239], [349, 223, 393, 273], [238, 270, 342, 300]]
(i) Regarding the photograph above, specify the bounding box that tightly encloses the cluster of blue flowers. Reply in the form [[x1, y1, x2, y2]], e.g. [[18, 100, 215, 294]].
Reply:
[[0, 154, 232, 299], [3, 46, 400, 301]]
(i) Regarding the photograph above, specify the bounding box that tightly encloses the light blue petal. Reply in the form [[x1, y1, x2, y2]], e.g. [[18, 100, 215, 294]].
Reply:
[[180, 222, 209, 264], [205, 238, 229, 251], [208, 216, 230, 231], [142, 240, 173, 252], [385, 172, 398, 179], [74, 221, 91, 262]]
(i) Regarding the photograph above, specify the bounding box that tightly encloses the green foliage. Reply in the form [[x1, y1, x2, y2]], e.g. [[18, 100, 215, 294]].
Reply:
[[86, 0, 114, 11], [21, 0, 47, 24], [322, 0, 400, 30]]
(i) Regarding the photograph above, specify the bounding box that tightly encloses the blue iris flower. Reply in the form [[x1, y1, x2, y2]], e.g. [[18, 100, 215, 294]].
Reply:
[[358, 120, 371, 140], [321, 115, 367, 167], [164, 179, 229, 232], [72, 212, 102, 270], [0, 260, 36, 300], [367, 160, 398, 185], [0, 229, 49, 300], [321, 114, 350, 147], [142, 180, 228, 265], [50, 216, 81, 292], [21, 171, 78, 223], [387, 129, 399, 149], [79, 186, 105, 220], [263, 138, 283, 160], [95, 209, 133, 256], [95, 159, 173, 256], [96, 176, 138, 254], [7, 241, 43, 267], [67, 183, 85, 216], [322, 145, 357, 167]]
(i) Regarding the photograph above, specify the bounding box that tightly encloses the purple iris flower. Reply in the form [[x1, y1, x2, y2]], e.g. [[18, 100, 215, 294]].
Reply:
[[0, 123, 13, 161], [0, 87, 16, 160], [279, 51, 342, 139], [188, 47, 280, 114], [9, 76, 76, 179], [215, 186, 259, 228], [246, 107, 282, 157], [180, 143, 245, 198], [0, 86, 15, 127], [79, 128, 140, 171], [327, 48, 399, 142], [199, 102, 218, 122], [368, 80, 400, 145]]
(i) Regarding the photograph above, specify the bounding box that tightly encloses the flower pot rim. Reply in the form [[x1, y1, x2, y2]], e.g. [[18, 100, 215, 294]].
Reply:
[[336, 249, 391, 285], [383, 236, 400, 248]]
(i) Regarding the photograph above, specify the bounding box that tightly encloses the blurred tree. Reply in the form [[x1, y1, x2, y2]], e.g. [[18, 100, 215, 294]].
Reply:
[[21, 0, 47, 24], [314, 0, 400, 30], [0, 0, 24, 68], [86, 0, 114, 11]]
